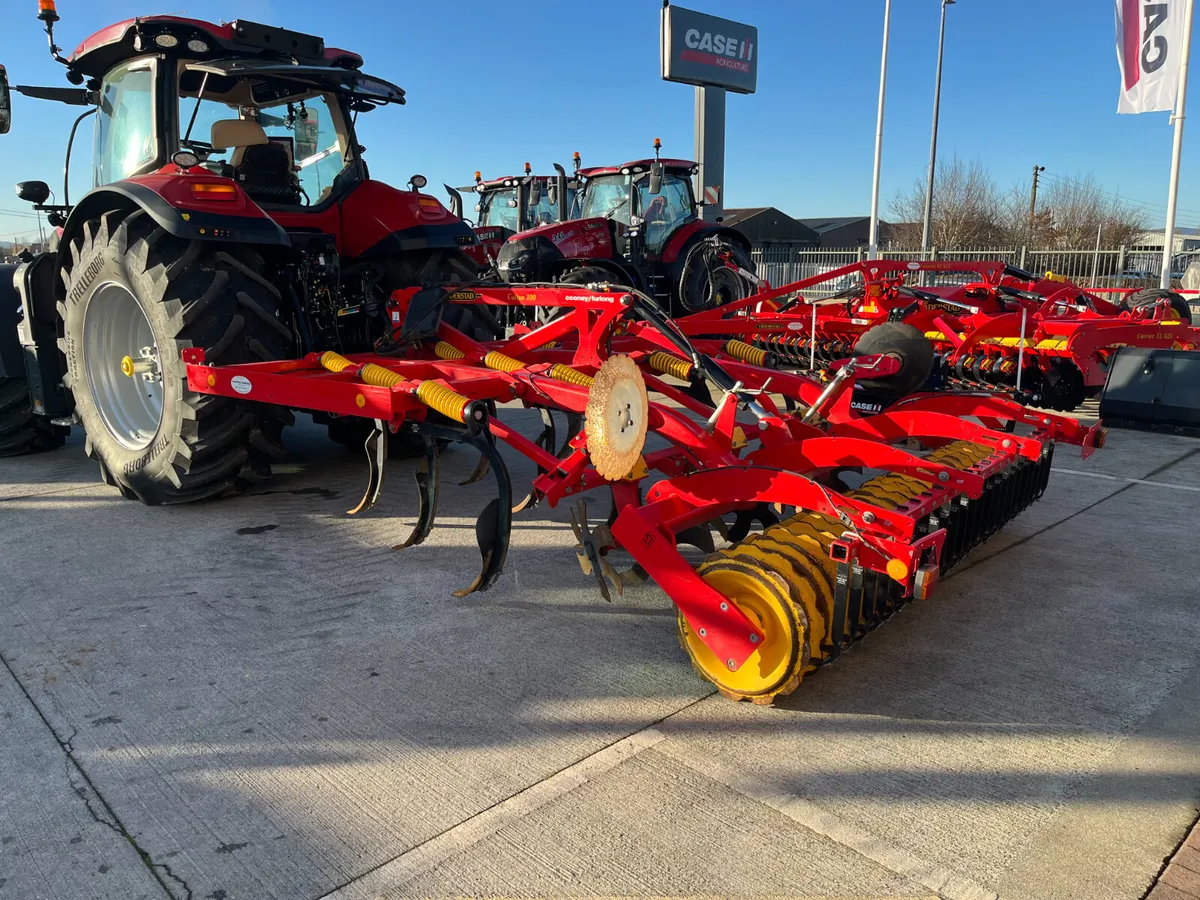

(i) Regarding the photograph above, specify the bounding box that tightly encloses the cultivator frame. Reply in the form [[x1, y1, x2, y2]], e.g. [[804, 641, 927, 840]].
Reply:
[[185, 281, 1103, 701], [672, 259, 1200, 412]]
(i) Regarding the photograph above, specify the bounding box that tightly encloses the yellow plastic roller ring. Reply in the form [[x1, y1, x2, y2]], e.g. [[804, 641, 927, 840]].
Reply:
[[721, 540, 830, 668], [684, 559, 809, 703]]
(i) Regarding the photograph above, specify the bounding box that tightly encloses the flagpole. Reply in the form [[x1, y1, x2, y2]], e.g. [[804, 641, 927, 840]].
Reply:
[[1161, 0, 1196, 289], [868, 0, 892, 261]]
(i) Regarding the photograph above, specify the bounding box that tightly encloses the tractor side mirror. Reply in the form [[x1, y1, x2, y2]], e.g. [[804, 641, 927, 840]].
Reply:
[[648, 160, 664, 195], [16, 180, 50, 205], [0, 66, 10, 135], [529, 178, 542, 207], [444, 183, 463, 219]]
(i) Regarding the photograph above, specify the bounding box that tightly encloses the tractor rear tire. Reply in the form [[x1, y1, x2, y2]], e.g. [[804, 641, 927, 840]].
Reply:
[[853, 323, 935, 398], [0, 376, 68, 456], [677, 237, 756, 315], [58, 212, 294, 505], [1124, 288, 1193, 324]]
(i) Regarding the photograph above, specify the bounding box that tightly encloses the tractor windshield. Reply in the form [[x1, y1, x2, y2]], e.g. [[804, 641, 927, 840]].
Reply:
[[478, 188, 520, 231], [580, 175, 632, 224], [93, 58, 157, 187]]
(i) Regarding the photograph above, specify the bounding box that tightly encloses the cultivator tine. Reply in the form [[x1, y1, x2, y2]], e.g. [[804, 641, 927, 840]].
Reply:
[[559, 412, 584, 458], [394, 437, 441, 550], [452, 433, 513, 597], [459, 451, 492, 486], [684, 377, 715, 406], [569, 500, 615, 601], [348, 420, 388, 515], [727, 503, 781, 543], [512, 409, 557, 514], [675, 524, 717, 555], [459, 401, 499, 486]]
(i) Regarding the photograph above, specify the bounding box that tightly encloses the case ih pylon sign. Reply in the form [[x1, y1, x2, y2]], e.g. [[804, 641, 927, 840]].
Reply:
[[661, 3, 758, 95]]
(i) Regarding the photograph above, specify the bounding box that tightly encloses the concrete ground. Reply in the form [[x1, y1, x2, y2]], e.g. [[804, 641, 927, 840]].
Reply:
[[2, 408, 1198, 900]]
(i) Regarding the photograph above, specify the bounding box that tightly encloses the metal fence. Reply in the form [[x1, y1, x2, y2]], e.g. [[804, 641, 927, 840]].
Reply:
[[748, 244, 1189, 297]]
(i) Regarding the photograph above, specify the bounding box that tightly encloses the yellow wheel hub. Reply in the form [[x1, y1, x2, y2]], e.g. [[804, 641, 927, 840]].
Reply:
[[682, 562, 807, 703]]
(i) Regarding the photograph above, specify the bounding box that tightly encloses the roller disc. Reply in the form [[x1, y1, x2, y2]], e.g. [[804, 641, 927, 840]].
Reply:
[[585, 355, 649, 481], [721, 539, 832, 667], [682, 559, 808, 703]]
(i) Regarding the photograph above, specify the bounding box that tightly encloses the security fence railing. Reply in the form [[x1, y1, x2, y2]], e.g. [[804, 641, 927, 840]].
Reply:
[[749, 244, 1195, 297]]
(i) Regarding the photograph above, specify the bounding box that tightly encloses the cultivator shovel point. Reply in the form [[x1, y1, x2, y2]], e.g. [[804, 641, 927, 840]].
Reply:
[[183, 279, 1106, 703]]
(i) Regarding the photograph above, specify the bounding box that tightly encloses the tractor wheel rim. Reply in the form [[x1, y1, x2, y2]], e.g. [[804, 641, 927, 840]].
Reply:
[[709, 267, 746, 307], [684, 565, 798, 698], [83, 281, 164, 452]]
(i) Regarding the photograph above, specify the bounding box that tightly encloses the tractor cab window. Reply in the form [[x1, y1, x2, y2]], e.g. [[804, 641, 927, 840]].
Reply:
[[478, 188, 520, 231], [180, 78, 347, 206], [638, 173, 694, 252], [527, 184, 568, 228], [580, 176, 633, 225], [93, 59, 157, 187]]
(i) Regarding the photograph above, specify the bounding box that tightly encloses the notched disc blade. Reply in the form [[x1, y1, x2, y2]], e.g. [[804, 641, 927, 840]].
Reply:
[[585, 355, 649, 481]]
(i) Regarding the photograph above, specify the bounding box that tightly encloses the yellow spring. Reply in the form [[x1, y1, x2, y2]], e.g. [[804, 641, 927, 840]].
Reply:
[[434, 341, 466, 361], [319, 350, 354, 373], [320, 350, 406, 388], [550, 363, 594, 387], [483, 351, 524, 373], [360, 363, 406, 389], [415, 381, 469, 423], [724, 339, 768, 367], [648, 351, 694, 380]]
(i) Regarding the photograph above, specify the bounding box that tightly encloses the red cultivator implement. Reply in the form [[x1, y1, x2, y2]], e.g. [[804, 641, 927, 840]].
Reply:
[[184, 282, 1103, 703], [674, 259, 1199, 412]]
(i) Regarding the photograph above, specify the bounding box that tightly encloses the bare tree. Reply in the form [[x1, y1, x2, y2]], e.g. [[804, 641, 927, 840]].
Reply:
[[887, 155, 1004, 248], [1039, 173, 1148, 248], [993, 173, 1149, 250]]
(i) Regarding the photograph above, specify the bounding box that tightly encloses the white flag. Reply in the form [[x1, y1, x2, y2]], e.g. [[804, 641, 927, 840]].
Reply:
[[1116, 0, 1186, 113]]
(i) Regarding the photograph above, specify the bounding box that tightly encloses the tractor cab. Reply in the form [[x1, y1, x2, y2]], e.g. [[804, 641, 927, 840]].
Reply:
[[447, 164, 575, 272], [574, 154, 699, 256], [494, 142, 756, 316]]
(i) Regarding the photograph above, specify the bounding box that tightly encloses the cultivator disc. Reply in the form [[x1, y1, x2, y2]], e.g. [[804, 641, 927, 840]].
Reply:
[[680, 438, 1054, 702], [585, 355, 649, 480]]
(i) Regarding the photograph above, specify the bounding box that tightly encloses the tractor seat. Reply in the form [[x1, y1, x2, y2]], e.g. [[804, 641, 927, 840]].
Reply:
[[210, 119, 301, 206]]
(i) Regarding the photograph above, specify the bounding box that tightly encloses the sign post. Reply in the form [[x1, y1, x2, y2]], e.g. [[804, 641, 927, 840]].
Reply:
[[661, 3, 758, 223], [1114, 0, 1197, 287]]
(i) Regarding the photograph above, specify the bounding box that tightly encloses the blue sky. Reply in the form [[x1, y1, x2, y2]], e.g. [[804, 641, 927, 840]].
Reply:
[[2, 0, 1199, 243]]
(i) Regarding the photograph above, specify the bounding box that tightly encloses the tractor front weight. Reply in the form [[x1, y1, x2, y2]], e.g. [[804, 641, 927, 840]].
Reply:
[[184, 281, 1104, 704]]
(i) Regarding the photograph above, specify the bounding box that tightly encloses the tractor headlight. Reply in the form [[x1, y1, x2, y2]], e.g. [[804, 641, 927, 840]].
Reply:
[[497, 243, 535, 284]]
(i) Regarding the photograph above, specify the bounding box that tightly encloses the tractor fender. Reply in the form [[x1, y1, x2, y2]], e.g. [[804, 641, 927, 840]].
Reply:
[[661, 222, 752, 268], [665, 224, 755, 296], [59, 179, 290, 273], [0, 264, 21, 379]]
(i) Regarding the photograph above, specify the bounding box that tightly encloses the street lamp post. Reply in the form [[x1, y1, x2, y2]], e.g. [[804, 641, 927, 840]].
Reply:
[[867, 0, 892, 260], [920, 0, 955, 258]]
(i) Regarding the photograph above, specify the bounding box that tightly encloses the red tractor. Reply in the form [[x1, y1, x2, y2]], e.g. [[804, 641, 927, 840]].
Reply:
[[494, 144, 758, 316], [0, 4, 490, 501], [445, 163, 576, 272]]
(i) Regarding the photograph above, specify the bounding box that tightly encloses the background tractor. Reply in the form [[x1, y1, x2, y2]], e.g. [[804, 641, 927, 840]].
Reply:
[[0, 4, 488, 501], [445, 163, 576, 272], [494, 143, 758, 316]]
